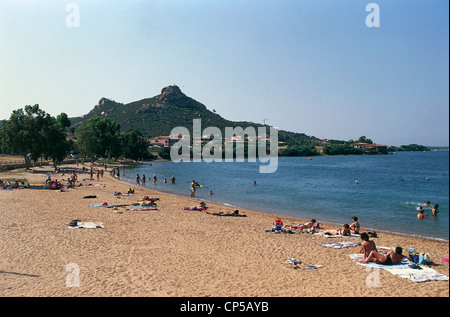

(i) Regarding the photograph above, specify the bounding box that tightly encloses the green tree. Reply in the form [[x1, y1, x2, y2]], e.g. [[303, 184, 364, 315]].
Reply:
[[75, 117, 121, 160], [357, 136, 373, 144], [41, 115, 71, 167], [0, 105, 69, 169], [120, 129, 150, 161]]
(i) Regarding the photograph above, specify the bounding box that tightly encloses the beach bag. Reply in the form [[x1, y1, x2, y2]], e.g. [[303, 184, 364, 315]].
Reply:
[[418, 253, 431, 265]]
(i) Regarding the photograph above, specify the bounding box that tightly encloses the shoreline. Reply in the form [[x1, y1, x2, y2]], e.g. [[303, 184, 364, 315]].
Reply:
[[1, 163, 448, 297], [116, 164, 449, 243]]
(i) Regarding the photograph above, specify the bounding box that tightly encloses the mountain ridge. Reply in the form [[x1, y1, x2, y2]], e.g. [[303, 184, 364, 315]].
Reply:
[[69, 85, 320, 146]]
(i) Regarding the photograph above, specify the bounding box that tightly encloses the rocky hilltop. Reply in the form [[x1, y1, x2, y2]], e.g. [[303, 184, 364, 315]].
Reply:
[[69, 85, 318, 145]]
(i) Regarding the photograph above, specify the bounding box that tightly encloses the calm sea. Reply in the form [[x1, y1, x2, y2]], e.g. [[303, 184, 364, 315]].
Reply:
[[121, 151, 449, 241]]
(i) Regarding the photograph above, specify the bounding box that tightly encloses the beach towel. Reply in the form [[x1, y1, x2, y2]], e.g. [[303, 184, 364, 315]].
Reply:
[[131, 207, 159, 211], [321, 241, 361, 249], [68, 221, 104, 229], [314, 232, 361, 238], [307, 265, 324, 270], [89, 203, 111, 208], [113, 192, 133, 196], [347, 253, 449, 283]]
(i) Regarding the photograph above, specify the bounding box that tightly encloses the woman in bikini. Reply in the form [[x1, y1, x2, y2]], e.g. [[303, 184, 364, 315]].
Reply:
[[357, 247, 403, 265], [323, 224, 351, 236], [358, 232, 377, 258], [349, 216, 360, 234]]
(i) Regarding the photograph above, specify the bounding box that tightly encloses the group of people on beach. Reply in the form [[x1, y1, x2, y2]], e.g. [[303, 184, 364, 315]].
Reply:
[[0, 179, 27, 190], [135, 173, 176, 187], [356, 233, 404, 265], [41, 166, 106, 191], [279, 216, 361, 236], [276, 215, 407, 266]]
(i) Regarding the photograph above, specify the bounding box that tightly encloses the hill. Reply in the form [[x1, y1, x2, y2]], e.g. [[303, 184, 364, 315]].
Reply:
[[69, 85, 320, 146]]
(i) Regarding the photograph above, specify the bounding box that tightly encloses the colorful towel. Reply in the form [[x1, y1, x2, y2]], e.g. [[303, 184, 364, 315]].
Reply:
[[307, 265, 324, 270], [347, 254, 449, 283], [321, 241, 361, 249]]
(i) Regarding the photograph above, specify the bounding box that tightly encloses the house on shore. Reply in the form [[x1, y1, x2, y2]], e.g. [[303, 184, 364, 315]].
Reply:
[[351, 142, 388, 153]]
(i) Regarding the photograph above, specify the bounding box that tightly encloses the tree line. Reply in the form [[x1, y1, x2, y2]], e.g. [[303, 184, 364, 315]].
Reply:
[[0, 104, 152, 169]]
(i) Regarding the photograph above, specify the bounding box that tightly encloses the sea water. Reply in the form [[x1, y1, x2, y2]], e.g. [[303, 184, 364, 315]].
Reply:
[[121, 151, 449, 241]]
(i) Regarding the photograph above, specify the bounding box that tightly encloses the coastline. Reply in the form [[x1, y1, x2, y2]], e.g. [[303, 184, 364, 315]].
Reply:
[[119, 160, 449, 243], [1, 162, 448, 297]]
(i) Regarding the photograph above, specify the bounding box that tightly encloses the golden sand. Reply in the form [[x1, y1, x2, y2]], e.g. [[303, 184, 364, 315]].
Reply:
[[0, 163, 448, 297]]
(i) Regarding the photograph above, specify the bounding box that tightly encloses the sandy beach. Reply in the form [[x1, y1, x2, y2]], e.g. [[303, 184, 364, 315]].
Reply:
[[0, 162, 448, 298]]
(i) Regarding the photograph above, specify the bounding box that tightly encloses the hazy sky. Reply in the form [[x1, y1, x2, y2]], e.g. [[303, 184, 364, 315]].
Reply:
[[0, 0, 448, 146]]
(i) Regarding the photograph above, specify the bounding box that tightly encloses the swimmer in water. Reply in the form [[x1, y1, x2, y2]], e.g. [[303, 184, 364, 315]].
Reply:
[[417, 209, 428, 219], [432, 204, 439, 217]]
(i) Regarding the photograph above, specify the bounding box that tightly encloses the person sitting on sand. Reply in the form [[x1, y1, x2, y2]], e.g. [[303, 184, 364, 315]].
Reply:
[[323, 224, 351, 236], [417, 209, 428, 219], [358, 232, 377, 258], [273, 218, 283, 231], [357, 247, 404, 265], [349, 216, 360, 234]]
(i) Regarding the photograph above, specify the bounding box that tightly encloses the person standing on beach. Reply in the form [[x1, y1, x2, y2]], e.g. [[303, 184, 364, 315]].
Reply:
[[142, 174, 146, 186], [136, 174, 140, 186]]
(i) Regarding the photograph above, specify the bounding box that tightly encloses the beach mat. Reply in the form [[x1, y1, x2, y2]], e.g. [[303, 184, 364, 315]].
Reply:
[[347, 253, 449, 283], [68, 221, 104, 229], [321, 241, 361, 249]]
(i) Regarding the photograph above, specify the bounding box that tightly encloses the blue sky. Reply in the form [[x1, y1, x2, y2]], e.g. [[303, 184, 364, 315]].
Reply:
[[0, 0, 448, 146]]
